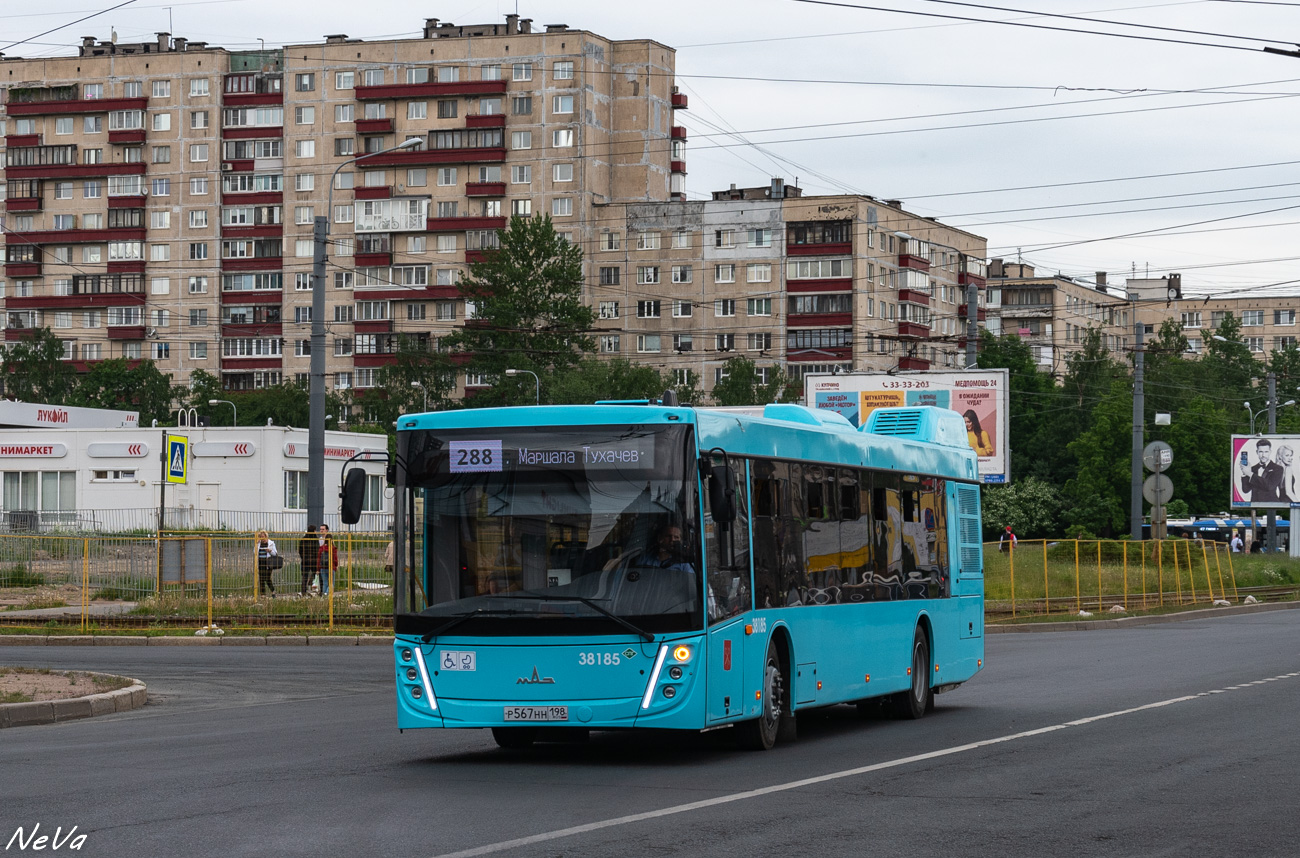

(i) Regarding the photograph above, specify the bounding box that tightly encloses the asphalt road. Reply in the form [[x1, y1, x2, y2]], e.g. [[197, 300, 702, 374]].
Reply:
[[3, 611, 1300, 858]]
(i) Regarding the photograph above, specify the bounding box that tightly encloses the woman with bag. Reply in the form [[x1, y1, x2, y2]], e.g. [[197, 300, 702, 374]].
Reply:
[[297, 524, 319, 596], [255, 530, 280, 597], [318, 525, 338, 597]]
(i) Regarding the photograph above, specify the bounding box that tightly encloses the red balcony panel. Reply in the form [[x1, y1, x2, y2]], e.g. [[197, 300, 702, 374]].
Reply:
[[220, 257, 282, 272], [899, 254, 930, 272], [221, 225, 283, 239], [787, 278, 852, 294], [786, 241, 852, 257], [221, 356, 283, 369], [5, 134, 41, 147], [219, 290, 282, 304], [108, 195, 147, 209], [465, 114, 506, 129], [221, 322, 283, 336], [222, 160, 256, 173], [11, 228, 144, 245], [353, 186, 392, 200], [897, 321, 931, 339], [959, 272, 986, 288], [219, 191, 282, 205], [4, 329, 37, 341], [787, 347, 852, 363], [898, 356, 931, 371], [107, 326, 146, 340], [671, 92, 689, 109], [354, 320, 393, 334], [4, 263, 41, 277], [670, 160, 687, 173], [362, 148, 508, 168], [4, 198, 42, 212], [9, 293, 144, 310], [956, 305, 987, 321], [355, 80, 507, 100], [4, 163, 146, 180], [425, 215, 507, 233], [6, 97, 147, 116], [222, 93, 283, 107], [106, 261, 146, 274], [427, 286, 461, 299], [787, 312, 852, 328], [354, 354, 399, 368], [670, 126, 687, 139], [354, 252, 392, 267], [220, 126, 283, 140], [356, 287, 436, 301], [465, 181, 505, 197], [898, 289, 930, 306], [108, 129, 146, 145], [355, 118, 395, 134], [69, 360, 105, 372], [466, 249, 497, 264]]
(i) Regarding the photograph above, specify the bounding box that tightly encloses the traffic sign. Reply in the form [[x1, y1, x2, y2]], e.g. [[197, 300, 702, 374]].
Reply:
[[1143, 441, 1173, 472], [1143, 473, 1173, 505], [166, 435, 188, 484]]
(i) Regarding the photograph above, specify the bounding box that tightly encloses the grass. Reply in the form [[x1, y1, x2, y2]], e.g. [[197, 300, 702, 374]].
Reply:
[[0, 666, 133, 702], [0, 564, 44, 588]]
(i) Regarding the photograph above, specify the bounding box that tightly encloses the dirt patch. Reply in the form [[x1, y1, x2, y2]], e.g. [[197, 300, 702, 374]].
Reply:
[[0, 667, 133, 704]]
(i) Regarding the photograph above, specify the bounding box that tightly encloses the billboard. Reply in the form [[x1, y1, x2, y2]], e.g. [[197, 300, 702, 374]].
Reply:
[[1230, 435, 1300, 509], [805, 370, 1011, 483]]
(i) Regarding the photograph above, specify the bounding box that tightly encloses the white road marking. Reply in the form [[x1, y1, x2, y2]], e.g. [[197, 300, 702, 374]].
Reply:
[[430, 672, 1298, 858]]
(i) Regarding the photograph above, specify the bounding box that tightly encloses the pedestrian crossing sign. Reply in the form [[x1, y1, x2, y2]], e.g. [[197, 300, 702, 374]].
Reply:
[[167, 435, 188, 484]]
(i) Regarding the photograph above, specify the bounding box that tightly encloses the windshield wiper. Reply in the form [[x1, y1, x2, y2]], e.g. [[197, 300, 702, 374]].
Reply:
[[510, 593, 656, 642], [421, 608, 526, 642]]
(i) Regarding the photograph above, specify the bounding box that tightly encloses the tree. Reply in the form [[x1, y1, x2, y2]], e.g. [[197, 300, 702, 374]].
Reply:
[[1063, 377, 1134, 535], [73, 359, 176, 425], [548, 358, 669, 404], [980, 476, 1064, 539], [1, 328, 76, 404], [711, 356, 787, 406], [976, 331, 1061, 483], [442, 215, 595, 407]]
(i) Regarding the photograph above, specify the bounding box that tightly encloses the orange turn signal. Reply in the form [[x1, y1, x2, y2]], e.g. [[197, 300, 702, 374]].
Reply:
[[755, 690, 762, 700], [744, 624, 753, 635], [817, 681, 822, 690], [864, 674, 870, 683], [672, 645, 692, 663], [935, 664, 940, 672], [906, 667, 912, 676]]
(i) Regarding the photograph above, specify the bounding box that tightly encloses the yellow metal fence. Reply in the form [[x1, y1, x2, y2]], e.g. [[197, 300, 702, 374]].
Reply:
[[0, 531, 393, 632], [983, 539, 1247, 619]]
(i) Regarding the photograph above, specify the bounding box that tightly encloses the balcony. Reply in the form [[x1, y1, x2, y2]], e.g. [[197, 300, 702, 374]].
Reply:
[[8, 227, 144, 245], [220, 224, 283, 239], [787, 346, 852, 363], [355, 80, 508, 100], [4, 263, 40, 277], [219, 290, 282, 305], [6, 97, 148, 116], [898, 289, 930, 306], [221, 322, 283, 336], [107, 129, 146, 145], [107, 326, 146, 340], [354, 320, 393, 334], [220, 126, 283, 140], [671, 92, 689, 109], [218, 191, 282, 205], [107, 260, 146, 274], [426, 215, 507, 232], [354, 252, 392, 267], [353, 187, 392, 200], [220, 256, 282, 272], [670, 160, 687, 174], [358, 147, 507, 168], [787, 278, 852, 294], [222, 93, 283, 107], [4, 328, 39, 342], [957, 305, 988, 321], [220, 356, 283, 370], [897, 321, 931, 339], [108, 195, 148, 209], [4, 162, 146, 181], [4, 198, 42, 212], [355, 118, 394, 134], [5, 134, 41, 148], [465, 182, 506, 197], [898, 356, 930, 371], [466, 114, 506, 128], [899, 252, 930, 272], [787, 312, 852, 328], [670, 126, 687, 140], [466, 249, 496, 264]]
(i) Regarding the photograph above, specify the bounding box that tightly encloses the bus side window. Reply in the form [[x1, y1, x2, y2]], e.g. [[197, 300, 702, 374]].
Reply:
[[751, 460, 781, 610], [705, 456, 751, 624], [873, 473, 903, 600], [838, 469, 871, 599], [784, 462, 806, 605], [803, 466, 841, 602]]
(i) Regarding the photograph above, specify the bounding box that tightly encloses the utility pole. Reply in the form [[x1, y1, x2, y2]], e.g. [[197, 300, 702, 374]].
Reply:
[[308, 213, 328, 529], [965, 281, 979, 368], [1267, 371, 1277, 552], [1130, 318, 1145, 541]]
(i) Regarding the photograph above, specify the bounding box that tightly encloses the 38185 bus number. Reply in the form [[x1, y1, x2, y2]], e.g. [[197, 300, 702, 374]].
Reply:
[[578, 652, 621, 666]]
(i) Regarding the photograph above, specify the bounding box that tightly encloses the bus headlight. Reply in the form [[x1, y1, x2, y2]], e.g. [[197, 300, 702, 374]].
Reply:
[[400, 648, 413, 662], [672, 645, 693, 663]]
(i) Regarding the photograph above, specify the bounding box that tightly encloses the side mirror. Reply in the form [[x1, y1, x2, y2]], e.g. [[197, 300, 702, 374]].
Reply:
[[340, 468, 367, 525], [708, 463, 736, 528]]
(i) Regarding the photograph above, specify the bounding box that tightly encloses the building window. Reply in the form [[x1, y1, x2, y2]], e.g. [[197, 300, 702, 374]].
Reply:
[[1242, 310, 1265, 327], [512, 199, 532, 217], [598, 268, 620, 287], [747, 332, 773, 351], [671, 265, 692, 284], [715, 264, 735, 284], [552, 129, 574, 148], [747, 228, 773, 248], [512, 96, 532, 116], [553, 95, 574, 114], [295, 73, 315, 91], [190, 144, 209, 162], [190, 342, 208, 359], [637, 335, 661, 353], [190, 79, 210, 97], [636, 267, 660, 286], [637, 300, 661, 319], [715, 299, 736, 317], [551, 198, 572, 217], [554, 61, 575, 80], [1277, 310, 1296, 326], [512, 131, 532, 150], [747, 298, 772, 316], [747, 263, 772, 283], [601, 335, 621, 353], [513, 62, 532, 81], [407, 101, 428, 120]]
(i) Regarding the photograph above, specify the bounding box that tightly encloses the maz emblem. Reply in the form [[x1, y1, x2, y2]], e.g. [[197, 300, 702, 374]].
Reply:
[[517, 666, 555, 685]]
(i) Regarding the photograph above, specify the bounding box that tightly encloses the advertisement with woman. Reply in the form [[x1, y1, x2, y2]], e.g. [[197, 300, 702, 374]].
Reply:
[[1232, 435, 1300, 508]]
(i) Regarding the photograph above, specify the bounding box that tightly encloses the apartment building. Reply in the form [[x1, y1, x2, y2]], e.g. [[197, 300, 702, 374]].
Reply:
[[1, 17, 683, 393]]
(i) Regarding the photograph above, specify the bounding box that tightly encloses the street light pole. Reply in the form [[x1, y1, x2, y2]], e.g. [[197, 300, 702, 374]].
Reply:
[[1130, 317, 1145, 541], [1268, 372, 1278, 552], [208, 399, 236, 426], [505, 368, 539, 405], [410, 380, 428, 412], [309, 136, 422, 529]]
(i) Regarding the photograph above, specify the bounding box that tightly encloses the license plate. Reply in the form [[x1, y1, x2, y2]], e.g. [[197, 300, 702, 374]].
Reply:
[[503, 705, 569, 722]]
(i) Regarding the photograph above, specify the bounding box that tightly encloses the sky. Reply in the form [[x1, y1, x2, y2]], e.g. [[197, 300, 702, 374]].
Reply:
[[7, 0, 1300, 297]]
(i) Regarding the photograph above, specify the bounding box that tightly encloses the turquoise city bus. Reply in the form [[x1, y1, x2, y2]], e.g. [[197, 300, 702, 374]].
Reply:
[[350, 398, 984, 750]]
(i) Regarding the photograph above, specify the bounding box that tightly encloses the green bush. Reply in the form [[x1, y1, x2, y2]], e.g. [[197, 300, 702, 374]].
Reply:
[[0, 563, 44, 587]]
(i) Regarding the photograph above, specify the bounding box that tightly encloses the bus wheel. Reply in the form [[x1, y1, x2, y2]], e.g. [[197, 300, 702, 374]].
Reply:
[[889, 626, 933, 720], [736, 640, 786, 750], [491, 727, 538, 749]]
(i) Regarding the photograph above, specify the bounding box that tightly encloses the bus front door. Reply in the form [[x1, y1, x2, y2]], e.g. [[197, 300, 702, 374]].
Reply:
[[706, 618, 746, 722]]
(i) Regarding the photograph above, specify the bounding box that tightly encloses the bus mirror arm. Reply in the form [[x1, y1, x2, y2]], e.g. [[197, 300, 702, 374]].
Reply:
[[338, 450, 409, 525]]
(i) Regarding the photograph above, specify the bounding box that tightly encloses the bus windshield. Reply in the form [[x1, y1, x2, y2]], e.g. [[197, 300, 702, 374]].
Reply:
[[401, 424, 701, 636]]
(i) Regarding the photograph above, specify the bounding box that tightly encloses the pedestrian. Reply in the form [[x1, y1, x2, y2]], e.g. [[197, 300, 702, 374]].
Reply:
[[1230, 530, 1243, 553], [384, 540, 395, 576], [255, 530, 279, 597], [999, 525, 1017, 552], [298, 524, 319, 596], [318, 524, 338, 597]]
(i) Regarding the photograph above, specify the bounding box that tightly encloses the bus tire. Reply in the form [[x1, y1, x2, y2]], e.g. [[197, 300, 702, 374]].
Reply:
[[735, 639, 786, 750], [889, 626, 933, 720], [491, 727, 538, 749]]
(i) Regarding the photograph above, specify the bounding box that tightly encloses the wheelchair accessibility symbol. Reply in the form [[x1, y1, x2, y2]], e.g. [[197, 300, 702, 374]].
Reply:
[[440, 650, 476, 671]]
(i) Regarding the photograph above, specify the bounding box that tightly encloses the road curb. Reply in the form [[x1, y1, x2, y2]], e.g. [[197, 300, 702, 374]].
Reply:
[[988, 599, 1300, 633], [0, 672, 146, 728], [0, 635, 395, 646]]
